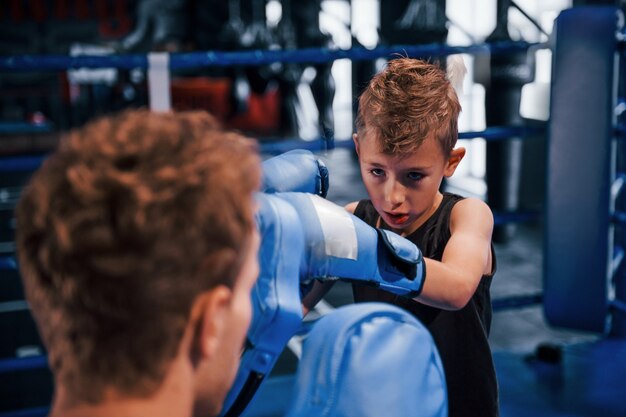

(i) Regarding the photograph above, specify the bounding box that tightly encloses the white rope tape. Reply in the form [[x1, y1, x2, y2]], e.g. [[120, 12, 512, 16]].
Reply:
[[147, 52, 171, 112]]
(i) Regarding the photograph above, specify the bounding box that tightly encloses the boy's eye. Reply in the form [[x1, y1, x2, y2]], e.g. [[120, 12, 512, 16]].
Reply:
[[370, 168, 385, 177], [407, 172, 424, 181]]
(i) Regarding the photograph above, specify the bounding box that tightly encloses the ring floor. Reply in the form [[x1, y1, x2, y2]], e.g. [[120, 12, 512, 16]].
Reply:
[[247, 147, 626, 417]]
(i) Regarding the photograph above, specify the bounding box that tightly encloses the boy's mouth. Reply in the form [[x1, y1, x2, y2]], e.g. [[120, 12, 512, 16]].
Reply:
[[384, 212, 410, 226]]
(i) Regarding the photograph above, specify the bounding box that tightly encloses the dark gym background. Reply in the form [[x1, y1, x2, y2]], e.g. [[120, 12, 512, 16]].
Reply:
[[1, 1, 625, 416]]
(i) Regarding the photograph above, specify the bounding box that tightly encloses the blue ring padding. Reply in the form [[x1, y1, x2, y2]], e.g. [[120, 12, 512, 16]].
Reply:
[[544, 6, 617, 333], [0, 41, 543, 72], [0, 355, 48, 373], [0, 407, 49, 417], [0, 256, 17, 271]]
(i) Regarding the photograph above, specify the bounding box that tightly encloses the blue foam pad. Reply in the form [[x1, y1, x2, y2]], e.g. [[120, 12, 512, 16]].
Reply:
[[285, 303, 447, 417], [220, 194, 304, 416]]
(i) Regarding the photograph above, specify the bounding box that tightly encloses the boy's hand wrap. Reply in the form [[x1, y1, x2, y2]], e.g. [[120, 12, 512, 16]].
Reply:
[[261, 150, 329, 197]]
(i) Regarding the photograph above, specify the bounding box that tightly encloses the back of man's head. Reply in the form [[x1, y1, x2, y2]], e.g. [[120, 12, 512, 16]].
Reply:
[[15, 109, 261, 403]]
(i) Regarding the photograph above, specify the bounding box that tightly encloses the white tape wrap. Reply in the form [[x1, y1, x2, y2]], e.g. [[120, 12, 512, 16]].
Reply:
[[308, 195, 358, 260], [148, 52, 171, 113]]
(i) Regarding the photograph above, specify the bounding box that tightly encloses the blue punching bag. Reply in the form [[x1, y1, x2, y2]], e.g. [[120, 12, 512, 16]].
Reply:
[[545, 6, 621, 332]]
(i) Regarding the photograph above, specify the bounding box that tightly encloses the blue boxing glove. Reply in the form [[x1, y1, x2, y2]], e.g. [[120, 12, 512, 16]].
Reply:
[[276, 192, 425, 297], [261, 150, 329, 197]]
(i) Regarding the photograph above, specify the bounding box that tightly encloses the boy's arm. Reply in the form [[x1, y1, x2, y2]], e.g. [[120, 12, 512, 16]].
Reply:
[[345, 201, 359, 214], [414, 198, 494, 311], [302, 281, 336, 316]]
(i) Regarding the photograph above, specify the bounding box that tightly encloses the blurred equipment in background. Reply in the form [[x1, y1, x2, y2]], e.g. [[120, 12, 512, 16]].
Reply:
[[276, 0, 336, 138], [474, 0, 535, 243], [0, 0, 339, 141], [118, 0, 188, 52], [351, 0, 449, 128]]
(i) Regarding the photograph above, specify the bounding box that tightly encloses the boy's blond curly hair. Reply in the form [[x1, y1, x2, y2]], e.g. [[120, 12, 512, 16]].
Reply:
[[356, 58, 462, 156]]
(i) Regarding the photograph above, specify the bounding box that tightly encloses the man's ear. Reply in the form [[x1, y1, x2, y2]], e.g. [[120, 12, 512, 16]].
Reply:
[[192, 286, 233, 361], [444, 147, 466, 177], [352, 133, 360, 156]]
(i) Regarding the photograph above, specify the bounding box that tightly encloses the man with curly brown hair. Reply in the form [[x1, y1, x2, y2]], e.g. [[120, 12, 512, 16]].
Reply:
[[15, 109, 261, 417]]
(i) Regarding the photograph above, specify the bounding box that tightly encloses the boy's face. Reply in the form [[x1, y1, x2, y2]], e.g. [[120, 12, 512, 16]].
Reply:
[[354, 130, 464, 236]]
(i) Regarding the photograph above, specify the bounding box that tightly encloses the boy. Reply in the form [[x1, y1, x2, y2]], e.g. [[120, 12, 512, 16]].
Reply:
[[15, 109, 261, 417], [305, 58, 498, 416]]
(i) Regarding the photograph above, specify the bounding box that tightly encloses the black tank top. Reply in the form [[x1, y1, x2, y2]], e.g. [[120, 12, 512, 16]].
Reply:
[[353, 193, 499, 417]]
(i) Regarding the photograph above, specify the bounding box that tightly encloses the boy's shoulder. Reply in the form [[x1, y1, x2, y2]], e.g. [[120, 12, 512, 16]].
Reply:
[[345, 199, 374, 214], [345, 200, 360, 214], [449, 195, 494, 228], [450, 195, 492, 212], [442, 191, 490, 208]]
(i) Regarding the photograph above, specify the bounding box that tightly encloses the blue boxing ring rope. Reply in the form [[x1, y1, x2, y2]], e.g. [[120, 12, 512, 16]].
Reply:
[[0, 41, 541, 71]]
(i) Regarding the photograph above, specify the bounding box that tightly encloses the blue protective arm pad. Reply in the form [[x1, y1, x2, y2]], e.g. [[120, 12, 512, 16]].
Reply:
[[261, 149, 329, 197], [273, 192, 426, 297]]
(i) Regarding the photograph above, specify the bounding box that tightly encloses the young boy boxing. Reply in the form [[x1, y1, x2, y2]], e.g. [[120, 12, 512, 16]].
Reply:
[[305, 57, 498, 417]]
